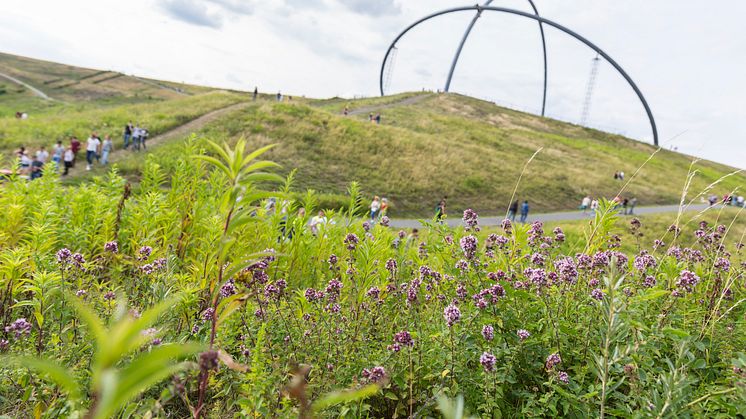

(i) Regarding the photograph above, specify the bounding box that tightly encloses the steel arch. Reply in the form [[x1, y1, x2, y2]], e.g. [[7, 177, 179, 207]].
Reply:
[[379, 5, 659, 146], [444, 0, 548, 116]]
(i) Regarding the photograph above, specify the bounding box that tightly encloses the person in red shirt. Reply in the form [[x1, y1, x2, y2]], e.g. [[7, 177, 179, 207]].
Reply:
[[70, 136, 81, 167]]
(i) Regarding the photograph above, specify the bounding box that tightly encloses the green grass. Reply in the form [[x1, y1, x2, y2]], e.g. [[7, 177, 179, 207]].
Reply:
[[110, 93, 746, 218]]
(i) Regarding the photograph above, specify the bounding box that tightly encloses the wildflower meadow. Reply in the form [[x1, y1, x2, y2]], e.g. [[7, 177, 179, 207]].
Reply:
[[0, 140, 744, 418]]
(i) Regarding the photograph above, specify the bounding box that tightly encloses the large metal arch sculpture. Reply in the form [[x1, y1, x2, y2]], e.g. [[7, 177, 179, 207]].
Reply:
[[379, 5, 659, 146], [445, 0, 547, 116]]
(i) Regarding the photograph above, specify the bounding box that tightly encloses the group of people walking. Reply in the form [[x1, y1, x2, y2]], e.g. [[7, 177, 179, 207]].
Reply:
[[123, 121, 149, 151], [370, 196, 390, 221]]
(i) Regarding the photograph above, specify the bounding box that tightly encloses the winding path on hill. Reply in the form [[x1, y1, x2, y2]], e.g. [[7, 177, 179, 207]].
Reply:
[[66, 101, 250, 176], [389, 203, 713, 228], [0, 70, 52, 100]]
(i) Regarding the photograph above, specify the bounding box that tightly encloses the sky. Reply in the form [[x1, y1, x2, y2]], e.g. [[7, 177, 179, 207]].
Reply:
[[1, 0, 744, 168]]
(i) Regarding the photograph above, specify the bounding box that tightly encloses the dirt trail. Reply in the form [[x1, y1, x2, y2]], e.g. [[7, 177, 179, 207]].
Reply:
[[0, 70, 52, 100], [67, 101, 249, 177]]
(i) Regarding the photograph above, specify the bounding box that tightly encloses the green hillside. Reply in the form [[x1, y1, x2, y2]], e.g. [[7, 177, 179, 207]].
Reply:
[[112, 93, 745, 217], [2, 52, 744, 217]]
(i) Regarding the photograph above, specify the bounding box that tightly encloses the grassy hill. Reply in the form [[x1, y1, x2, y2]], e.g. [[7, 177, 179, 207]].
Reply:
[[2, 52, 744, 217]]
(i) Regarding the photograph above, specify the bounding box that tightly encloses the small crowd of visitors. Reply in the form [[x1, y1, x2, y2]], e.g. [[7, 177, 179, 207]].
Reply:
[[122, 121, 149, 151], [580, 195, 638, 215], [613, 171, 625, 181], [710, 194, 746, 207], [370, 196, 390, 221], [507, 200, 531, 223]]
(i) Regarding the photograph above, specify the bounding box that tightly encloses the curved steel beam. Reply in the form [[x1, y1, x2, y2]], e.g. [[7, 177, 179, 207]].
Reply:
[[379, 6, 658, 146], [444, 0, 548, 117]]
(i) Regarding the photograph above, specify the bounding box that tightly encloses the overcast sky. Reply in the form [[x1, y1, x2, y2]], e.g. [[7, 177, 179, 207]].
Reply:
[[1, 0, 744, 168]]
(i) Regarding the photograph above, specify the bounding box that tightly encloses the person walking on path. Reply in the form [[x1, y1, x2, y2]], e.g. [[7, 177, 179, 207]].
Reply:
[[590, 199, 599, 214], [101, 135, 113, 165], [36, 146, 49, 164], [62, 147, 74, 176], [380, 198, 389, 218], [370, 196, 381, 221], [140, 127, 149, 150], [435, 197, 447, 222], [520, 200, 530, 223], [123, 121, 133, 149], [85, 133, 101, 171], [508, 200, 519, 222], [132, 124, 141, 151], [70, 137, 81, 166], [52, 140, 64, 172], [580, 195, 591, 214], [628, 197, 638, 215]]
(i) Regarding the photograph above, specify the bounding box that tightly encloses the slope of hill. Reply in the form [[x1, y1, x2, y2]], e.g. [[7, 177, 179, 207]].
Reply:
[[2, 52, 743, 218], [110, 93, 745, 217]]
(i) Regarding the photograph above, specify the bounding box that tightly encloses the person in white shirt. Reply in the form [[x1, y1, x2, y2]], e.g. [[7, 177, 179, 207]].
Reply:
[[580, 196, 591, 214], [63, 147, 74, 175], [370, 196, 381, 220], [52, 141, 65, 171], [590, 199, 600, 213], [85, 133, 101, 171], [36, 146, 49, 164], [101, 135, 113, 165], [309, 210, 327, 236]]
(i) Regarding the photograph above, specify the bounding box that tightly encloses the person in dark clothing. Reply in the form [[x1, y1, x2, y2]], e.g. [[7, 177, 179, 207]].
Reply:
[[70, 137, 81, 166], [124, 122, 133, 149], [253, 87, 258, 101], [508, 200, 519, 222], [520, 201, 529, 223], [435, 197, 447, 222]]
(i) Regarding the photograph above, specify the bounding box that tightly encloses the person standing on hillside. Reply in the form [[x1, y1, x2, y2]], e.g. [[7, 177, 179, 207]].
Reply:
[[62, 146, 74, 176], [85, 133, 101, 171], [343, 105, 349, 116], [52, 140, 64, 172], [580, 195, 591, 214], [520, 200, 530, 223], [375, 113, 381, 124], [253, 87, 258, 101], [70, 137, 81, 166], [101, 135, 113, 165], [508, 200, 519, 222], [370, 196, 381, 221], [124, 121, 133, 149], [276, 91, 282, 102]]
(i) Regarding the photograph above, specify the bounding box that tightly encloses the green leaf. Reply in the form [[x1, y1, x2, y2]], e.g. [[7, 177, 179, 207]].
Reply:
[[5, 356, 81, 401], [312, 384, 380, 412], [638, 289, 669, 301]]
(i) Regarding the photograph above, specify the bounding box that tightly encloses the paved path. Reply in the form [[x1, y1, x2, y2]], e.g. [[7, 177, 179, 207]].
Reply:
[[389, 203, 713, 228], [347, 93, 432, 116], [0, 70, 52, 100]]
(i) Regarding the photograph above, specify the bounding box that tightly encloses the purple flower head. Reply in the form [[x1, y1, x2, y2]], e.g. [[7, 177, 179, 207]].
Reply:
[[202, 307, 215, 321], [714, 257, 730, 272], [630, 218, 641, 229], [138, 245, 153, 260], [545, 353, 562, 370], [517, 329, 530, 340], [104, 241, 119, 253], [482, 324, 494, 341], [385, 258, 397, 273], [344, 233, 359, 251], [75, 289, 87, 297], [398, 230, 407, 239], [558, 371, 569, 384], [5, 318, 32, 339], [459, 235, 478, 259], [103, 291, 116, 301], [443, 304, 461, 327], [634, 252, 657, 272], [380, 216, 390, 227], [140, 264, 154, 275], [366, 286, 381, 300], [362, 220, 371, 232], [590, 288, 605, 300], [653, 240, 665, 250], [455, 259, 469, 272], [56, 248, 72, 264], [328, 254, 338, 266], [554, 257, 579, 284], [676, 270, 700, 292], [220, 280, 237, 297], [393, 330, 414, 347], [480, 352, 497, 373], [642, 275, 657, 288], [362, 366, 387, 383], [462, 208, 479, 229], [588, 278, 600, 287]]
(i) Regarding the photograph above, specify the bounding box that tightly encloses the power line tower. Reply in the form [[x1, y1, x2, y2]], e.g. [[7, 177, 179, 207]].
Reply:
[[580, 54, 600, 126], [383, 46, 398, 93]]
